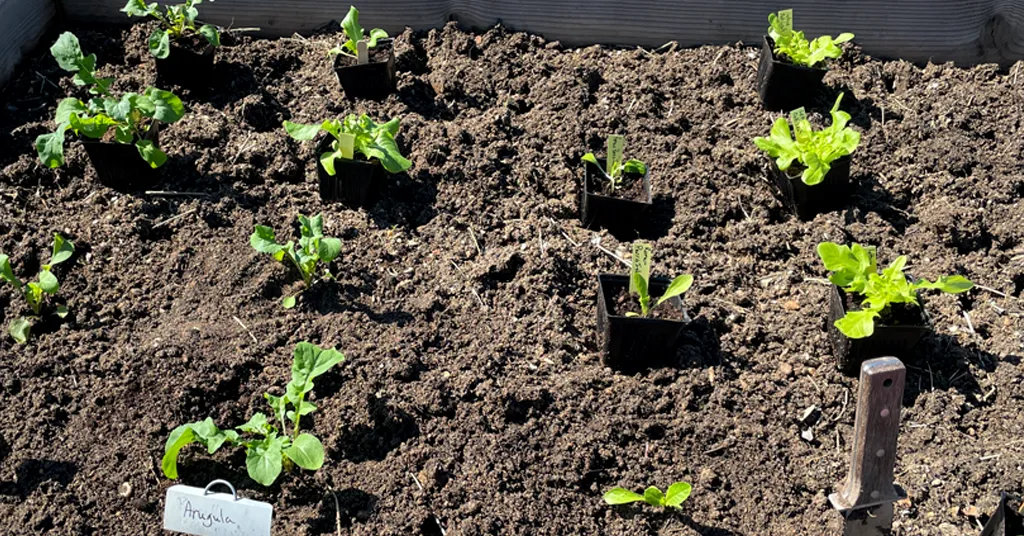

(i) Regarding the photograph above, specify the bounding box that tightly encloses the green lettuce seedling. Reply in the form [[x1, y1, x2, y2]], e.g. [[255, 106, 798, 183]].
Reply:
[[122, 0, 220, 59], [604, 482, 692, 509], [162, 342, 344, 486], [283, 114, 412, 175], [0, 234, 75, 343], [753, 93, 859, 186], [625, 243, 692, 318], [818, 242, 974, 339], [328, 6, 388, 58], [250, 213, 342, 308], [582, 135, 647, 190], [768, 9, 853, 68], [35, 32, 185, 170]]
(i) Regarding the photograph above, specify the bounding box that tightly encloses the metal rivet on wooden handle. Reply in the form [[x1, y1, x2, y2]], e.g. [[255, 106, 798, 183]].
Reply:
[[830, 357, 906, 512]]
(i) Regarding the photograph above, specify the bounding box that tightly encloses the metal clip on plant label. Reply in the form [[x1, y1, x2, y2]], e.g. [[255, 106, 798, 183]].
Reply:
[[204, 479, 238, 501], [829, 357, 907, 536]]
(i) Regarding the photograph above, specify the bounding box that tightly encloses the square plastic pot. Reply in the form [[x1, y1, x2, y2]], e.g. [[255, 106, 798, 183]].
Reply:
[[770, 155, 850, 220], [981, 493, 1023, 536], [827, 284, 932, 373], [756, 35, 827, 111], [334, 39, 396, 100], [316, 135, 385, 207], [80, 123, 161, 191], [155, 41, 215, 87], [580, 157, 652, 231], [597, 274, 690, 372]]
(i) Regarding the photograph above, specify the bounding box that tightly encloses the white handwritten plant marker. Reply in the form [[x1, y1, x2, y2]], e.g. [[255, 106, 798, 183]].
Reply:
[[357, 40, 369, 65], [629, 242, 652, 295], [606, 135, 625, 179], [778, 8, 793, 31], [163, 480, 272, 536], [789, 107, 811, 143]]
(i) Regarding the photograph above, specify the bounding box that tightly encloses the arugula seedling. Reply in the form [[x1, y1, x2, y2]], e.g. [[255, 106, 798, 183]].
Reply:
[[0, 233, 75, 343], [582, 135, 647, 190], [250, 213, 342, 308], [767, 9, 854, 68], [35, 32, 185, 170], [753, 93, 860, 186], [163, 342, 344, 486], [624, 242, 693, 318], [283, 114, 412, 175], [818, 242, 974, 339], [328, 6, 389, 59], [604, 482, 692, 509], [122, 0, 220, 59]]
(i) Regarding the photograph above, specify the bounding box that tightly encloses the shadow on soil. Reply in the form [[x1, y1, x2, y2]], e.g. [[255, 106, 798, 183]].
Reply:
[[845, 173, 916, 235], [334, 395, 420, 463], [307, 488, 379, 534], [0, 459, 78, 499], [900, 331, 1005, 406]]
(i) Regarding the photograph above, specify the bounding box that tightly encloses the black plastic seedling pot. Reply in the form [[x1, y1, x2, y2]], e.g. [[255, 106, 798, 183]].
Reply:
[[596, 274, 689, 372], [580, 157, 652, 231], [155, 40, 215, 87], [80, 124, 160, 190], [333, 39, 396, 100], [316, 135, 385, 207], [980, 493, 1023, 536], [756, 35, 827, 111], [827, 284, 932, 373], [771, 155, 850, 220]]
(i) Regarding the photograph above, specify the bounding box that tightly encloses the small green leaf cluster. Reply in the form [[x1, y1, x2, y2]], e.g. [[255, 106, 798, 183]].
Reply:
[[329, 6, 389, 58], [581, 154, 647, 190], [753, 93, 860, 186], [604, 482, 692, 509], [122, 0, 220, 59], [625, 246, 693, 318], [35, 33, 185, 170], [768, 10, 853, 68], [0, 234, 75, 343], [163, 342, 344, 486], [283, 114, 412, 175], [818, 242, 974, 339], [250, 214, 342, 308]]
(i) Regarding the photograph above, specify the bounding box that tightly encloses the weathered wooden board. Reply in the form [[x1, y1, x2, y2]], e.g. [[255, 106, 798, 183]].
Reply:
[[0, 0, 56, 89]]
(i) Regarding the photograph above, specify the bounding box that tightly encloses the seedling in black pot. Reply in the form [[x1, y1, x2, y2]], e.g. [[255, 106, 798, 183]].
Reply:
[[283, 114, 412, 207], [122, 0, 220, 85], [756, 9, 854, 110], [35, 32, 185, 190], [330, 6, 394, 99], [580, 135, 651, 231], [250, 213, 342, 308], [597, 243, 693, 372], [0, 234, 74, 343], [818, 242, 973, 372], [754, 93, 859, 220]]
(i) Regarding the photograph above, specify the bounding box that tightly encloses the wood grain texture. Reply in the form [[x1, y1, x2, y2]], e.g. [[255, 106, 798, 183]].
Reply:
[[0, 0, 56, 88], [56, 0, 1024, 65]]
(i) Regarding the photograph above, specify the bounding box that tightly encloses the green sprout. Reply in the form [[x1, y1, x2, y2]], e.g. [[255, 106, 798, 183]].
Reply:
[[625, 243, 693, 318], [122, 0, 220, 59], [582, 134, 647, 190], [328, 6, 388, 58], [604, 482, 692, 509], [0, 234, 75, 343], [768, 9, 853, 68], [250, 214, 342, 308], [283, 114, 412, 175], [162, 342, 345, 486], [818, 242, 974, 339]]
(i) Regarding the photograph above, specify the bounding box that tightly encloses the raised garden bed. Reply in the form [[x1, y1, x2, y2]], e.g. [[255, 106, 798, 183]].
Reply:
[[0, 19, 1021, 536]]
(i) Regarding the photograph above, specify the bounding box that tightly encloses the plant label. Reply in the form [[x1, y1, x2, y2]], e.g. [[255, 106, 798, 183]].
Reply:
[[338, 132, 356, 160], [629, 242, 652, 295], [607, 135, 625, 177], [357, 40, 369, 65], [789, 108, 811, 142], [163, 481, 272, 536], [778, 9, 793, 31]]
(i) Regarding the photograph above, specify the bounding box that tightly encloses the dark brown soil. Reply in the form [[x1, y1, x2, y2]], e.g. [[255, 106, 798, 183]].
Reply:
[[586, 167, 646, 201], [0, 19, 1022, 536]]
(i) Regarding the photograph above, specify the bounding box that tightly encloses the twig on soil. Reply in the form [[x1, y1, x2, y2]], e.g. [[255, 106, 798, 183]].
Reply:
[[538, 226, 546, 256], [225, 27, 262, 33], [590, 235, 630, 268], [450, 260, 487, 308], [468, 227, 482, 255], [145, 190, 209, 197], [232, 315, 258, 344], [703, 438, 733, 455], [327, 488, 342, 536], [974, 284, 1010, 299], [153, 208, 197, 228], [978, 454, 1000, 462], [546, 217, 580, 247], [963, 311, 976, 335], [832, 390, 849, 422], [408, 473, 447, 535], [408, 471, 424, 492], [34, 71, 61, 91]]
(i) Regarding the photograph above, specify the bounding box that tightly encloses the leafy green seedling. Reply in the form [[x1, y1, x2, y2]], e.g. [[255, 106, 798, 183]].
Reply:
[[604, 482, 692, 509], [328, 6, 389, 58], [163, 342, 344, 486], [0, 234, 75, 343], [122, 0, 220, 59], [818, 242, 973, 339], [582, 135, 647, 190], [35, 32, 185, 170], [624, 242, 693, 318], [250, 214, 342, 308], [283, 114, 412, 175], [753, 93, 860, 186], [767, 9, 854, 68]]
